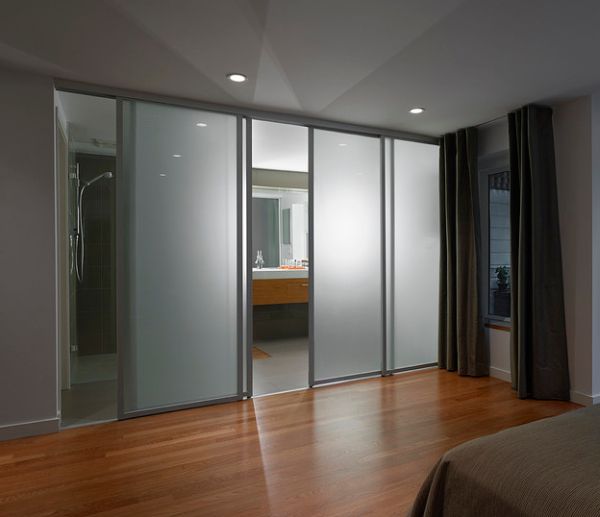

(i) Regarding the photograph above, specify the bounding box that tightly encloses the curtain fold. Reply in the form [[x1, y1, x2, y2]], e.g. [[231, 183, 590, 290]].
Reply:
[[508, 105, 570, 400], [439, 127, 488, 376]]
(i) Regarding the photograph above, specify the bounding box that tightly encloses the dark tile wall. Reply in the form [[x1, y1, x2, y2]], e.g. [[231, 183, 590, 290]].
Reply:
[[75, 153, 116, 355], [253, 303, 308, 341]]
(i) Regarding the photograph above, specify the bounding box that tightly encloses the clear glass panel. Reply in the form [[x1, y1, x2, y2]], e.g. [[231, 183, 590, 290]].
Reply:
[[392, 140, 439, 369], [120, 100, 239, 414], [313, 130, 382, 381], [488, 171, 511, 318]]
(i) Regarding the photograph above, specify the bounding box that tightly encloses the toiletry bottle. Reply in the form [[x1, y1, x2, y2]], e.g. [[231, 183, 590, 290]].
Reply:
[[255, 250, 264, 269]]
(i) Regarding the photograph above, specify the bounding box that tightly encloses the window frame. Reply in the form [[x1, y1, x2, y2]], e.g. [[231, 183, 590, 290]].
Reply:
[[478, 150, 511, 324]]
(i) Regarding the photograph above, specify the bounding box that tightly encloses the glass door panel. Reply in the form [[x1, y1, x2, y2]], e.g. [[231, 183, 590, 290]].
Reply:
[[392, 139, 439, 369], [119, 100, 240, 416], [312, 129, 383, 382]]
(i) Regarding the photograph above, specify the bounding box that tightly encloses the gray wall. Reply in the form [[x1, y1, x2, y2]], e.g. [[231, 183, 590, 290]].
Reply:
[[591, 93, 600, 399], [554, 96, 593, 401], [478, 118, 509, 156], [0, 66, 57, 437]]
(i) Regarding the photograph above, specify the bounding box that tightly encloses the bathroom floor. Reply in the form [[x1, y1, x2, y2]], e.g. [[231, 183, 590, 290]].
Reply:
[[71, 353, 117, 384], [61, 380, 117, 428], [61, 353, 117, 428], [253, 336, 309, 396]]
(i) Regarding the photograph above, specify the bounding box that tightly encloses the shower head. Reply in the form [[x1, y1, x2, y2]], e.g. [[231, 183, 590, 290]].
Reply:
[[75, 170, 113, 283], [83, 171, 113, 187]]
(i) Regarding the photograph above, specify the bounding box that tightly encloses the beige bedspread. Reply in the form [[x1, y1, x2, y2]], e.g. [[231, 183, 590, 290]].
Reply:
[[409, 405, 600, 517]]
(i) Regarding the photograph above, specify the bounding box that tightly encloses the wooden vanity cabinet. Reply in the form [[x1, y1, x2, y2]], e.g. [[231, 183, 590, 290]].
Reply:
[[252, 278, 309, 305]]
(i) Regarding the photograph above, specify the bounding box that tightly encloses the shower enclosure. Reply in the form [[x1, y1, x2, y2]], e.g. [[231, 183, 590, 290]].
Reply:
[[63, 153, 117, 427], [59, 90, 118, 427]]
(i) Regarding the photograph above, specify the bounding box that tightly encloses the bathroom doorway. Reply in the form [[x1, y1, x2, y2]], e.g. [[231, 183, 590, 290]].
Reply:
[[251, 120, 309, 396], [56, 91, 117, 427]]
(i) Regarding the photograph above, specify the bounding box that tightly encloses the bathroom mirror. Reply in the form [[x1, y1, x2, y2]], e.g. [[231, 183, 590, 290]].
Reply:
[[252, 197, 280, 268], [252, 186, 308, 267]]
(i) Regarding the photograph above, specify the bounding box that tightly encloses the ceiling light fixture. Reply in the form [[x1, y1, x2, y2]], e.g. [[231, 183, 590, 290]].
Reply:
[[409, 107, 425, 115], [159, 173, 167, 177], [338, 143, 347, 147], [196, 122, 208, 127], [227, 73, 247, 83], [172, 154, 182, 158]]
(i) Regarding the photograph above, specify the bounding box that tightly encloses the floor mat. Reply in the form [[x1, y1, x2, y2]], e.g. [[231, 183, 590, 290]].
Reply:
[[252, 346, 271, 360]]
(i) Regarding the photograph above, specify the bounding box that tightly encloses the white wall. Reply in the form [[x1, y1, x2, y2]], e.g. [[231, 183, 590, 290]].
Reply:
[[0, 66, 58, 439], [554, 97, 594, 403], [487, 327, 511, 382]]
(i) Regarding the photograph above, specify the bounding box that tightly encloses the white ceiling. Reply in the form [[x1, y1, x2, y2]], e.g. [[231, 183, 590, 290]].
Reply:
[[3, 0, 600, 136]]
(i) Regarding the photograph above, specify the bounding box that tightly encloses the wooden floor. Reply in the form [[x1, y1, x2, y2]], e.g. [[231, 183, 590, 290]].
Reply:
[[0, 370, 579, 516]]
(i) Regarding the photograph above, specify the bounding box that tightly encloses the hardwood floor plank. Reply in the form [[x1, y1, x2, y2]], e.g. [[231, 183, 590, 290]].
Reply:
[[0, 370, 578, 516]]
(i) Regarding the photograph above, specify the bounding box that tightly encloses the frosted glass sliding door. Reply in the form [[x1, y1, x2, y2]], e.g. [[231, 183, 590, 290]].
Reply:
[[391, 140, 439, 369], [312, 130, 383, 382], [119, 100, 240, 416]]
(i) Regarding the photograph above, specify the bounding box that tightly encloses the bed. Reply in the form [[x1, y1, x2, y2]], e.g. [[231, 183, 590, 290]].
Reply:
[[409, 405, 600, 516]]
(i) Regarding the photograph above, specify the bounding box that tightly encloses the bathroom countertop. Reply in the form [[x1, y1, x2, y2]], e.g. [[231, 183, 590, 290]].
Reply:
[[252, 267, 309, 279]]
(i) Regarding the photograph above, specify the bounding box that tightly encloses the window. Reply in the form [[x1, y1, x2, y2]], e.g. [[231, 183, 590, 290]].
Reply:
[[487, 171, 511, 318]]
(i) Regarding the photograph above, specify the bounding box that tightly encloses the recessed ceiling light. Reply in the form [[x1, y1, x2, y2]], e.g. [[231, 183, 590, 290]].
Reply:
[[338, 143, 347, 147], [409, 107, 425, 115], [227, 73, 247, 83], [172, 154, 182, 158], [159, 173, 167, 177], [196, 122, 208, 127]]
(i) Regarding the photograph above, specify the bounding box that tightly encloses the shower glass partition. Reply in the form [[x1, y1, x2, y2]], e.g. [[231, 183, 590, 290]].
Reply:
[[311, 129, 383, 383], [118, 99, 241, 417]]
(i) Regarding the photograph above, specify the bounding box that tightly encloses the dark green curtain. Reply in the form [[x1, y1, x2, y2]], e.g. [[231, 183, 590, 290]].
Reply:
[[439, 128, 488, 376], [508, 105, 570, 400]]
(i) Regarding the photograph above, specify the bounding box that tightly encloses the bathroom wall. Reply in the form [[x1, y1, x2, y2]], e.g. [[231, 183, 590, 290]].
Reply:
[[74, 153, 116, 356]]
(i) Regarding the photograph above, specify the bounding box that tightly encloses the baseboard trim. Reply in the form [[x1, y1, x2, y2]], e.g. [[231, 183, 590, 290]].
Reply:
[[488, 371, 600, 405], [489, 366, 511, 383], [0, 417, 59, 441], [569, 390, 600, 406]]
